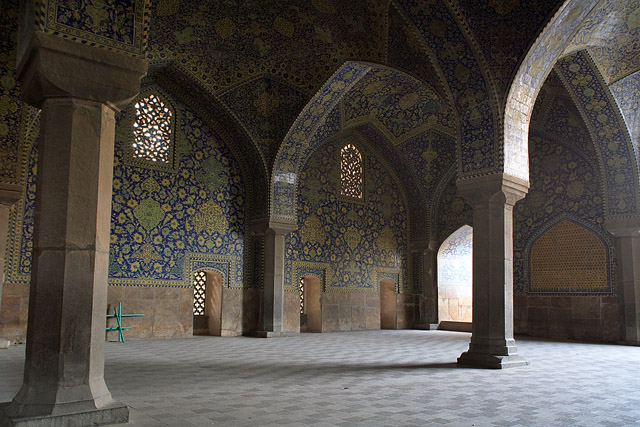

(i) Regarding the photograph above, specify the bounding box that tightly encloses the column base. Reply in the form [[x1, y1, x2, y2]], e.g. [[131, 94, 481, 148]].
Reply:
[[0, 401, 128, 427], [413, 323, 439, 330], [248, 330, 296, 338], [457, 349, 529, 369]]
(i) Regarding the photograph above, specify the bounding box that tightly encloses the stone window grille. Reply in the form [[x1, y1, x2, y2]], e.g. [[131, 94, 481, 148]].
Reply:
[[340, 144, 363, 198], [130, 92, 176, 171], [193, 271, 206, 315]]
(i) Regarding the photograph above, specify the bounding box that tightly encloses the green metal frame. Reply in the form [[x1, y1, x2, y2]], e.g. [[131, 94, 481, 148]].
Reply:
[[106, 302, 144, 343]]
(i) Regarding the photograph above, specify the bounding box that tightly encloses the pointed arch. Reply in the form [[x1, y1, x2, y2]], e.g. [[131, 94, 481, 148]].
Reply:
[[504, 0, 601, 181], [555, 50, 640, 218]]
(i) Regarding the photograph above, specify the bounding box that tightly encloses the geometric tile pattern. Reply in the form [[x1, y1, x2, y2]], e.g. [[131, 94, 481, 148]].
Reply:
[[530, 220, 609, 293], [4, 331, 640, 426]]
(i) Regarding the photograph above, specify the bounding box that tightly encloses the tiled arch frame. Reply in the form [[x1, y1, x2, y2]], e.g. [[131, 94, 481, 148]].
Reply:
[[271, 62, 435, 225], [555, 50, 640, 218], [270, 61, 372, 221], [504, 0, 602, 181]]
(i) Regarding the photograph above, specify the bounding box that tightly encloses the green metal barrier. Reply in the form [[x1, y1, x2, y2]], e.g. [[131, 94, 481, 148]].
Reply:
[[106, 302, 144, 343]]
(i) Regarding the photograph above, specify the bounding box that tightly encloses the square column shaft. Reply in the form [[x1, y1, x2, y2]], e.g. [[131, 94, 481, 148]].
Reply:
[[1, 31, 146, 426], [250, 219, 296, 338], [606, 218, 640, 344], [456, 174, 529, 369]]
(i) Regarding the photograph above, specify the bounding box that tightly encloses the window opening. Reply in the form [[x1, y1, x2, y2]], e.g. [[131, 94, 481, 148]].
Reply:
[[193, 271, 206, 315], [133, 94, 172, 163], [341, 144, 363, 199]]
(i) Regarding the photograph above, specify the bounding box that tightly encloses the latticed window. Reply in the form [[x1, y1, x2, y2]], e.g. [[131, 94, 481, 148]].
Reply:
[[133, 94, 172, 163], [299, 277, 305, 314], [340, 144, 363, 198], [193, 271, 206, 315]]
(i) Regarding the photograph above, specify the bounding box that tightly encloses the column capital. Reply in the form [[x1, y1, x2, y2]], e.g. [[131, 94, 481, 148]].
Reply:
[[250, 218, 297, 236], [605, 217, 640, 237], [457, 173, 529, 208], [0, 183, 22, 207], [17, 32, 147, 110]]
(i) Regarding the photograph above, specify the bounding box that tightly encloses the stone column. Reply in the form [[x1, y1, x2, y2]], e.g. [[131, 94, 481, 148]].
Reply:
[[0, 184, 22, 349], [0, 32, 146, 426], [250, 218, 296, 337], [605, 218, 640, 344], [412, 239, 439, 329], [456, 174, 529, 369]]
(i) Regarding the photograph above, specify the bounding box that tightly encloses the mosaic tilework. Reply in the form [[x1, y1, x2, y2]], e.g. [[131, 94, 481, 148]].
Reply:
[[529, 219, 610, 294], [503, 0, 600, 181], [610, 71, 640, 160], [353, 123, 427, 240], [566, 0, 640, 84], [399, 129, 457, 197], [342, 68, 455, 142], [437, 225, 472, 285], [386, 4, 452, 107], [0, 0, 22, 185], [108, 91, 246, 288], [285, 135, 408, 293], [396, 0, 497, 178], [452, 0, 560, 102], [514, 76, 614, 295], [146, 65, 269, 221], [146, 0, 387, 95], [291, 261, 330, 292], [4, 139, 37, 285], [37, 0, 149, 56], [218, 76, 308, 168], [556, 51, 638, 217], [271, 62, 371, 220], [434, 172, 473, 244]]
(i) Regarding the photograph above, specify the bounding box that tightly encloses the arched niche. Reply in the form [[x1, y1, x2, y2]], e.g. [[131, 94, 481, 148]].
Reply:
[[528, 219, 610, 294], [437, 225, 473, 323]]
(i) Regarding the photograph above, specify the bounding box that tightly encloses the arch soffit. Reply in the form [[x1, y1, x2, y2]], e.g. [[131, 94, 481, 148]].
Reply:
[[554, 50, 640, 219], [504, 0, 601, 182]]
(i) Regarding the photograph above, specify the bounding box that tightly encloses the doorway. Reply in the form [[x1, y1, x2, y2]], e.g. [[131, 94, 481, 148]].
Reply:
[[192, 270, 223, 336], [300, 276, 322, 333], [437, 225, 473, 324], [380, 279, 397, 329]]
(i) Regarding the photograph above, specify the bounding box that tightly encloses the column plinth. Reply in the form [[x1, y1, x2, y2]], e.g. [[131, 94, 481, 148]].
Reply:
[[250, 218, 297, 337], [456, 173, 530, 369], [0, 30, 146, 426]]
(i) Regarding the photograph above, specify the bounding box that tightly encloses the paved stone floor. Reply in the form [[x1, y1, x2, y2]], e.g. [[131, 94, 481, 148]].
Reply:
[[1, 330, 640, 426]]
